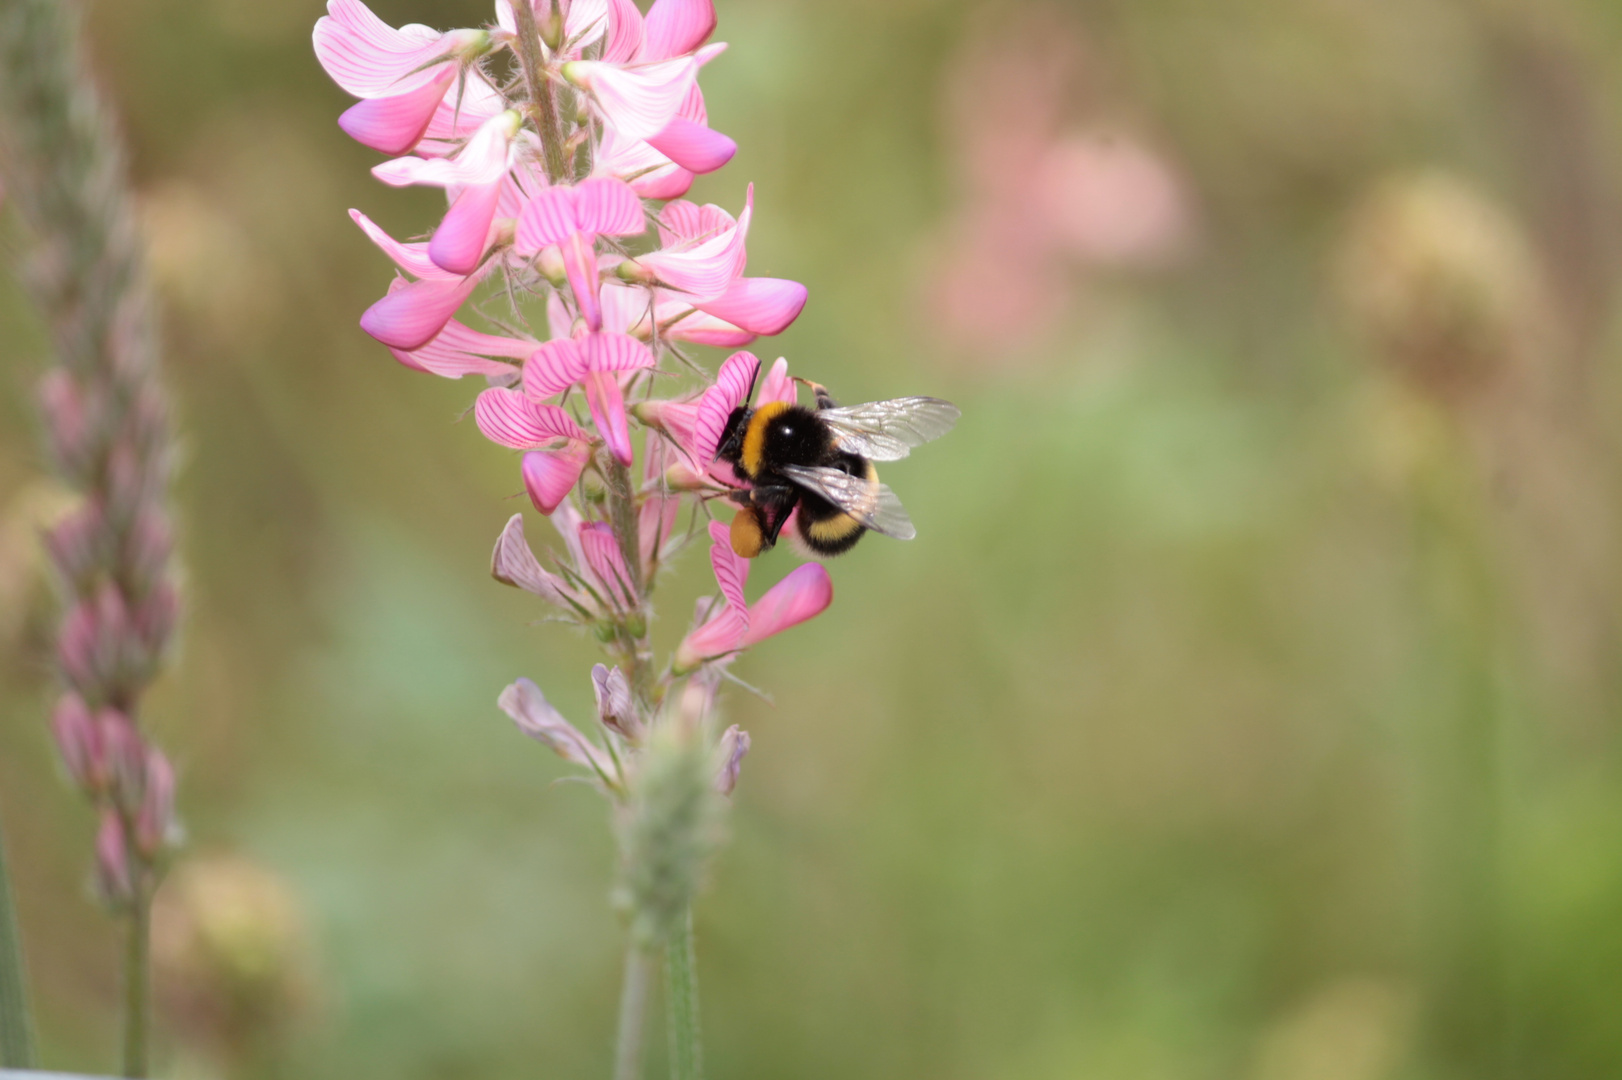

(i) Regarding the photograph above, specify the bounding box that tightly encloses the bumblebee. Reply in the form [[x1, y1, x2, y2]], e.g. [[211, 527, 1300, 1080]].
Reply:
[[715, 375, 959, 559]]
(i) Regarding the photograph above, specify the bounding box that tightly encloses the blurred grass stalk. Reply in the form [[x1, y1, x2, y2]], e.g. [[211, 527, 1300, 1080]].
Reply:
[[0, 0, 180, 1073], [0, 821, 38, 1069]]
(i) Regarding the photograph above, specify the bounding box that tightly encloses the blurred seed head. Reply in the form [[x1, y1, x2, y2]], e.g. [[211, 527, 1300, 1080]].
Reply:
[[613, 722, 726, 948], [1334, 171, 1551, 404], [153, 854, 319, 1058]]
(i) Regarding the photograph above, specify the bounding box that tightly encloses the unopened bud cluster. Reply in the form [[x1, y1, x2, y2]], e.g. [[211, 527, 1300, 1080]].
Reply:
[[0, 0, 182, 905]]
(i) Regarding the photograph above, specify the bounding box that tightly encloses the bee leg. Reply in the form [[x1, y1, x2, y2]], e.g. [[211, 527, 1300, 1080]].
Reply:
[[737, 484, 799, 548], [792, 376, 839, 410]]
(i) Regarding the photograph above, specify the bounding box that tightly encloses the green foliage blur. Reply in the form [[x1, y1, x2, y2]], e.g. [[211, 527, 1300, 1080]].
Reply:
[[5, 0, 1622, 1077]]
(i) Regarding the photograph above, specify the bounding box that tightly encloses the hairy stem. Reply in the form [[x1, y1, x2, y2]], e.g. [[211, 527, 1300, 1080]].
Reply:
[[665, 908, 702, 1080], [0, 822, 37, 1070], [602, 452, 655, 704], [508, 0, 569, 183], [612, 945, 653, 1080], [121, 882, 150, 1078]]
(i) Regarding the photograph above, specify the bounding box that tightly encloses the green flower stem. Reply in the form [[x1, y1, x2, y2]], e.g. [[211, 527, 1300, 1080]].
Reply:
[[613, 945, 652, 1080], [665, 908, 702, 1080], [0, 823, 37, 1070], [121, 882, 150, 1079], [507, 0, 568, 184]]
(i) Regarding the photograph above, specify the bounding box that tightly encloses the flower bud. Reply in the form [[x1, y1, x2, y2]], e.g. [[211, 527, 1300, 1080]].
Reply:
[[102, 711, 147, 812], [613, 260, 657, 285], [37, 370, 91, 481], [57, 594, 106, 696], [713, 725, 750, 796], [123, 509, 173, 599], [51, 692, 104, 792], [96, 810, 134, 906], [536, 246, 568, 287], [132, 579, 179, 663], [105, 440, 154, 527], [592, 664, 642, 742], [135, 748, 176, 858], [446, 27, 493, 62]]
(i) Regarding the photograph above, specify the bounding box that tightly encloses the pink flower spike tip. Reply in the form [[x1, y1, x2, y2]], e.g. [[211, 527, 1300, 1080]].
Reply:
[[522, 445, 591, 515]]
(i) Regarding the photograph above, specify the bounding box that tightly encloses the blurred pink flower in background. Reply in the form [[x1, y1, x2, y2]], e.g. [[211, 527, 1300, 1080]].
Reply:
[[924, 5, 1195, 358]]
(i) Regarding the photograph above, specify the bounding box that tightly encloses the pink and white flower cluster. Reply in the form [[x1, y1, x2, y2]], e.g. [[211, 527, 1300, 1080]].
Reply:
[[316, 0, 831, 793]]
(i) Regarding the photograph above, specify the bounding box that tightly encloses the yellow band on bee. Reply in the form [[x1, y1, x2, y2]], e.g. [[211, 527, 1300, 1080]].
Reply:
[[741, 401, 790, 477]]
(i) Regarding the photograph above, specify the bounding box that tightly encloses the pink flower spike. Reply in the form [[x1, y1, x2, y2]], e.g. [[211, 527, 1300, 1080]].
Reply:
[[475, 387, 591, 449], [694, 350, 760, 462], [360, 273, 479, 349], [499, 678, 615, 777], [646, 116, 736, 174], [694, 277, 807, 335], [313, 0, 455, 97], [579, 522, 637, 606], [584, 369, 634, 465], [522, 445, 590, 514], [563, 55, 701, 142], [338, 67, 458, 155], [641, 0, 716, 61], [742, 562, 833, 647]]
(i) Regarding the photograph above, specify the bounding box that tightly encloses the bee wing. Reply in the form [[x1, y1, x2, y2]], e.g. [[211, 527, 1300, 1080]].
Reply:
[[779, 464, 917, 540], [818, 397, 961, 462]]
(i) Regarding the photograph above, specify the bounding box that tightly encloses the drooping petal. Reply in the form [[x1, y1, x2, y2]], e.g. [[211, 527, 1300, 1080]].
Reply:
[[350, 208, 454, 279], [429, 178, 504, 275], [578, 522, 637, 606], [694, 276, 807, 335], [337, 67, 457, 155], [524, 337, 588, 398], [475, 387, 591, 448], [499, 677, 612, 773], [564, 56, 700, 142], [584, 369, 634, 465], [562, 230, 604, 331], [757, 356, 795, 405], [596, 126, 694, 200], [360, 273, 479, 349], [645, 116, 735, 174], [387, 304, 526, 378], [522, 444, 591, 514], [313, 0, 447, 97], [661, 309, 755, 347], [705, 519, 749, 618], [694, 350, 760, 462], [742, 562, 833, 646], [640, 0, 716, 60], [491, 513, 575, 607], [371, 109, 519, 188], [674, 600, 746, 669]]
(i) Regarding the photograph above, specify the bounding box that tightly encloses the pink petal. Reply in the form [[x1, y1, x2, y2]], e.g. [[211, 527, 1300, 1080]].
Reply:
[[602, 0, 644, 62], [422, 71, 506, 145], [338, 67, 457, 155], [599, 280, 655, 337], [360, 273, 479, 349], [657, 198, 724, 245], [522, 444, 590, 514], [431, 317, 539, 359], [694, 350, 760, 461], [388, 306, 526, 378], [635, 398, 701, 459], [635, 183, 752, 300], [565, 56, 700, 142], [561, 230, 604, 331], [592, 663, 642, 740], [524, 338, 588, 398], [638, 486, 681, 576], [694, 276, 807, 335], [706, 519, 750, 617], [429, 179, 503, 275], [475, 387, 591, 449], [663, 309, 755, 347], [314, 1, 447, 97], [757, 356, 795, 405], [564, 0, 611, 48], [499, 678, 611, 772], [645, 116, 736, 174], [350, 208, 453, 279], [632, 164, 694, 200], [584, 369, 634, 465], [640, 0, 716, 60], [515, 186, 581, 252], [743, 563, 833, 646], [579, 522, 637, 606], [491, 513, 575, 607], [371, 109, 517, 188], [584, 330, 656, 372], [573, 176, 646, 236], [713, 724, 749, 795]]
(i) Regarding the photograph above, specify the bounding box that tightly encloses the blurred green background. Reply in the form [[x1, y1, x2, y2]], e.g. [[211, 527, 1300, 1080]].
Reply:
[[6, 0, 1622, 1077]]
